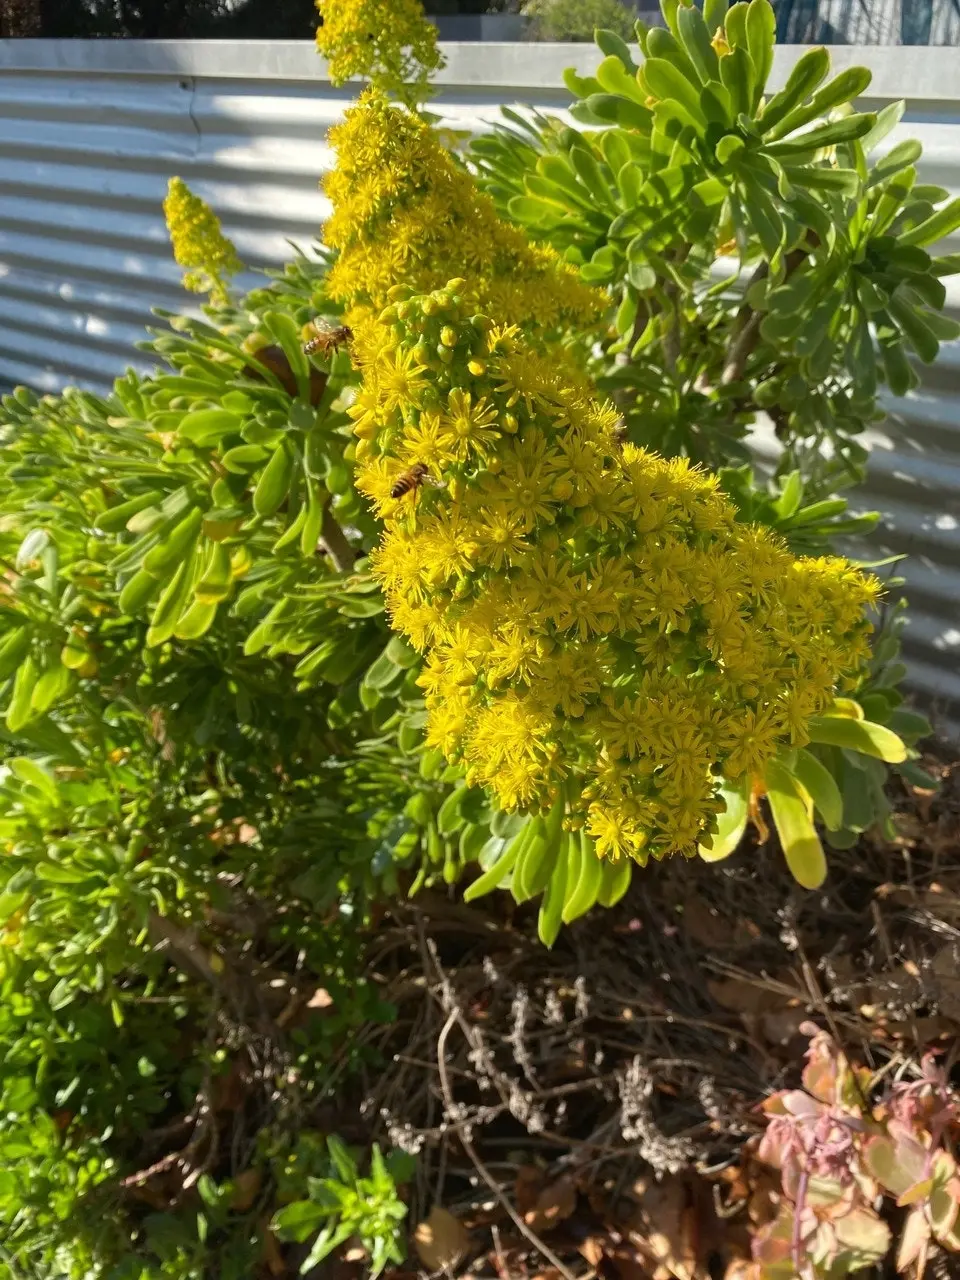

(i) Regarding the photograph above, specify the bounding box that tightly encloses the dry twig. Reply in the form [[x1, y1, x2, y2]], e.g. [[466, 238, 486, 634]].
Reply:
[[437, 1010, 581, 1280]]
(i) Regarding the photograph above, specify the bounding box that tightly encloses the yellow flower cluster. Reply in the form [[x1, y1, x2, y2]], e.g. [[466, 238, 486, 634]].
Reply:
[[163, 177, 241, 309], [352, 281, 882, 863], [315, 0, 443, 108], [324, 91, 605, 353]]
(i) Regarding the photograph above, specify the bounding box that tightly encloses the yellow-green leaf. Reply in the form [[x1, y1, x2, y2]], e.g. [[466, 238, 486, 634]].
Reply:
[[699, 777, 749, 862], [765, 758, 827, 889], [807, 714, 907, 763], [791, 748, 843, 830]]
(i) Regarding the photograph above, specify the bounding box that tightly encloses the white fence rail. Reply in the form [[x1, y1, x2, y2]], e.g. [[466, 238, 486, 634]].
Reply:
[[0, 40, 958, 731]]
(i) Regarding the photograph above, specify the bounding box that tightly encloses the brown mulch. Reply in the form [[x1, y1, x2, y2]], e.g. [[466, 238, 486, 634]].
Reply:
[[325, 751, 960, 1280]]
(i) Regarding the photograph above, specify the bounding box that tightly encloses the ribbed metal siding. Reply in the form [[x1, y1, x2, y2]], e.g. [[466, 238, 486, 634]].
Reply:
[[0, 41, 589, 394], [775, 0, 960, 44], [0, 41, 957, 731], [0, 64, 337, 390]]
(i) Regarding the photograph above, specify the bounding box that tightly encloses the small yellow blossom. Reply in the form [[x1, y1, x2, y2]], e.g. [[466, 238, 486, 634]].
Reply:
[[163, 177, 241, 308], [315, 0, 443, 109], [323, 91, 606, 345]]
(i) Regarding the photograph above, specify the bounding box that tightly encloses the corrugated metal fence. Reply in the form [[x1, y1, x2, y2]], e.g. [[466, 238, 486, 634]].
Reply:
[[774, 0, 960, 44], [0, 39, 957, 731]]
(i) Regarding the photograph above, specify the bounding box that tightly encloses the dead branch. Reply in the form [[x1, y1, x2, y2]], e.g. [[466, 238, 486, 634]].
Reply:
[[436, 1010, 582, 1280]]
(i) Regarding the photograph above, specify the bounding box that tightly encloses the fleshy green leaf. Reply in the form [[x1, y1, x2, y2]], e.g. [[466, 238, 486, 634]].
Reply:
[[764, 758, 827, 888], [699, 777, 749, 862], [807, 714, 907, 763]]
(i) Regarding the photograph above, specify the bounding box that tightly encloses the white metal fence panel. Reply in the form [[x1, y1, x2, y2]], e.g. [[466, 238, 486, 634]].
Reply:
[[0, 41, 601, 393], [0, 40, 957, 731], [775, 0, 960, 44]]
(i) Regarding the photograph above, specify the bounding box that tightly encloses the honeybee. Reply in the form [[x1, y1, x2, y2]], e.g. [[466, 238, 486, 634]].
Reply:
[[303, 322, 353, 357], [390, 462, 430, 500]]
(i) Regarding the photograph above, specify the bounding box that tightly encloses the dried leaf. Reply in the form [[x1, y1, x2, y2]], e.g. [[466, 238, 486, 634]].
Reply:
[[514, 1164, 544, 1216], [721, 1262, 755, 1280], [585, 1180, 612, 1220], [578, 1236, 606, 1267], [524, 1175, 577, 1233], [606, 1244, 654, 1280], [758, 1007, 808, 1047], [229, 1167, 262, 1212], [630, 1177, 703, 1280], [682, 894, 732, 949], [260, 1222, 287, 1277], [707, 977, 779, 1016], [413, 1207, 471, 1272], [212, 1060, 248, 1112], [747, 1182, 779, 1230]]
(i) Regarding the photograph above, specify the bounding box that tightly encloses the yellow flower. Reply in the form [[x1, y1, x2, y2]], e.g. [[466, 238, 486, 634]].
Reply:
[[418, 510, 477, 584], [400, 411, 446, 468], [474, 505, 531, 571], [586, 804, 648, 862], [552, 573, 618, 641], [485, 624, 546, 688], [492, 458, 556, 533], [163, 177, 241, 308], [424, 681, 473, 756], [351, 281, 881, 863], [437, 388, 501, 461], [323, 91, 606, 341], [466, 692, 554, 768], [530, 643, 602, 718], [379, 346, 430, 414], [315, 0, 443, 108]]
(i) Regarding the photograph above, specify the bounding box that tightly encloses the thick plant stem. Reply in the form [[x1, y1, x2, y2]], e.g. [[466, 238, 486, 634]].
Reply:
[[721, 246, 810, 386], [722, 309, 764, 385], [320, 504, 356, 572], [147, 909, 233, 995]]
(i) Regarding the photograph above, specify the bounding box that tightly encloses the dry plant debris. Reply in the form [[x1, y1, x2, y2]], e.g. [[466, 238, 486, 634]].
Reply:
[[322, 757, 960, 1280]]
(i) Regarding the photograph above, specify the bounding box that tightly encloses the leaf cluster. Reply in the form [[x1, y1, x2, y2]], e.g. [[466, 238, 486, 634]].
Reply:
[[470, 0, 960, 486], [756, 1024, 960, 1277], [272, 1136, 414, 1276], [0, 250, 445, 1278]]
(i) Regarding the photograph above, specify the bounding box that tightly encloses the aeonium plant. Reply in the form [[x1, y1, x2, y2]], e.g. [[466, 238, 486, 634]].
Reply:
[[755, 1023, 960, 1277], [462, 0, 947, 891], [345, 276, 913, 943], [470, 0, 960, 481]]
